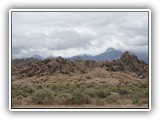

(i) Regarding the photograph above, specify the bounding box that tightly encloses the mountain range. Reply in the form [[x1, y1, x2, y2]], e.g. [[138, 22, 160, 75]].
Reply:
[[70, 48, 148, 63], [19, 48, 148, 63]]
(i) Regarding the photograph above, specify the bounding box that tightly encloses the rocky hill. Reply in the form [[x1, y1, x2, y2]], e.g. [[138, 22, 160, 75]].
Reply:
[[12, 51, 148, 81]]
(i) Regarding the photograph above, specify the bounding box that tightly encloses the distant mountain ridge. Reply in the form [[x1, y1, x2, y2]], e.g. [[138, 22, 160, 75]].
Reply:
[[70, 48, 122, 61], [70, 48, 148, 63], [13, 48, 148, 63]]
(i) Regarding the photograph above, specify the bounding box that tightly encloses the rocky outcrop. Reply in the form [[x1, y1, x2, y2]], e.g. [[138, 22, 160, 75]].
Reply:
[[12, 51, 148, 80]]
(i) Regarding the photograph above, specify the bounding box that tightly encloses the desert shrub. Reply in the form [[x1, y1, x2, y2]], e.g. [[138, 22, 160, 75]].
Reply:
[[12, 89, 23, 98], [85, 89, 96, 98], [12, 85, 35, 98], [85, 74, 92, 79], [139, 83, 148, 89], [86, 84, 94, 88], [131, 90, 148, 106], [21, 92, 29, 98], [22, 85, 35, 94], [144, 88, 149, 97], [66, 92, 92, 105], [105, 95, 119, 104], [117, 89, 129, 96], [99, 81, 106, 84], [131, 93, 144, 105], [17, 95, 23, 100], [12, 98, 23, 106], [51, 84, 58, 90], [63, 83, 69, 87], [76, 84, 80, 88], [82, 95, 92, 104], [95, 98, 105, 106], [55, 93, 70, 105], [96, 89, 110, 98], [66, 92, 82, 105], [132, 95, 140, 105], [37, 85, 43, 89], [141, 98, 148, 104], [32, 88, 54, 105]]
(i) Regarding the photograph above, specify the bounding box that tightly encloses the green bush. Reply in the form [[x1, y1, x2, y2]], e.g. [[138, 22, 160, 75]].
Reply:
[[66, 92, 92, 105], [86, 84, 94, 88], [17, 95, 23, 100], [51, 84, 58, 90], [105, 95, 119, 104], [117, 89, 129, 96], [95, 98, 105, 106], [139, 83, 148, 89], [85, 74, 92, 79], [131, 93, 143, 105], [132, 96, 140, 105], [85, 89, 96, 98], [55, 93, 70, 105], [32, 88, 54, 105], [76, 84, 80, 88], [82, 95, 92, 104], [144, 88, 149, 97], [12, 85, 34, 98], [96, 89, 110, 98], [66, 92, 82, 105]]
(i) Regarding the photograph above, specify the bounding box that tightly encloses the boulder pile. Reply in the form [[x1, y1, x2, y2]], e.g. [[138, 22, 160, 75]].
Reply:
[[12, 51, 148, 79]]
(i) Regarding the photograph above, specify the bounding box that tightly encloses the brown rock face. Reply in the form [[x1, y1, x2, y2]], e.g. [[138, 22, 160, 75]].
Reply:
[[12, 51, 148, 80]]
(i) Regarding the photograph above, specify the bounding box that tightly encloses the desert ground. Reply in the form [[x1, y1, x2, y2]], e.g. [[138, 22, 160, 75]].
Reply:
[[12, 52, 149, 108]]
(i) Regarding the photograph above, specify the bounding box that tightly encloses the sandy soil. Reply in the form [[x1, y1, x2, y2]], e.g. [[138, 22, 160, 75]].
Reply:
[[13, 104, 148, 109]]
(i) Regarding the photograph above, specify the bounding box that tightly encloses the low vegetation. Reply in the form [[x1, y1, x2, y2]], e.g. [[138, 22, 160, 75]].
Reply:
[[12, 82, 148, 107]]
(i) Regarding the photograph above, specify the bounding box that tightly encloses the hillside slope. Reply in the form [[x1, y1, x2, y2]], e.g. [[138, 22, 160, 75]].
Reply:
[[12, 51, 149, 108]]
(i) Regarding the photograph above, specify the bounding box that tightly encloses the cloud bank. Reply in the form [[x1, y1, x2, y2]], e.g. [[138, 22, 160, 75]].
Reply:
[[12, 11, 148, 59]]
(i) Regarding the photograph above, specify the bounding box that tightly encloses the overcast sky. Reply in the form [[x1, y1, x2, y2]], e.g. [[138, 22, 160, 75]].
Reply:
[[12, 11, 148, 59]]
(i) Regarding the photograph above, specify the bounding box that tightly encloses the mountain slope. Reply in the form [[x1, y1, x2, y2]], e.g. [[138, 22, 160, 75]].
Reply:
[[70, 48, 148, 63], [70, 48, 122, 61]]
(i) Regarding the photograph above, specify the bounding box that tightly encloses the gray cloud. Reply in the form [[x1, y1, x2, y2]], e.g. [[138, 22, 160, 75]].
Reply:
[[12, 11, 148, 59]]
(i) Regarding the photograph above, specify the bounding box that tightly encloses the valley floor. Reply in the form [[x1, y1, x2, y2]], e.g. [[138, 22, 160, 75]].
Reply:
[[13, 104, 148, 109], [12, 71, 149, 109]]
